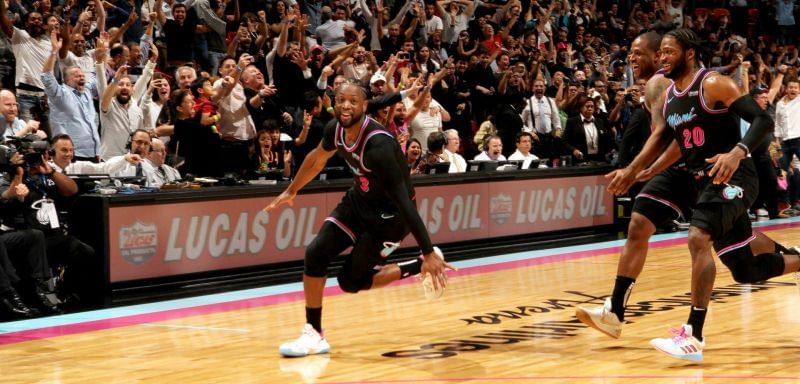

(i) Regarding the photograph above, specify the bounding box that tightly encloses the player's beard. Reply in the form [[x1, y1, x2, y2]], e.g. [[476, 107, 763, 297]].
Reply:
[[663, 53, 688, 80], [337, 109, 364, 129]]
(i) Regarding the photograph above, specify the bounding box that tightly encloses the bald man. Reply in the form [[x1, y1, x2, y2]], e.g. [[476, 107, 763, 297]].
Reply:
[[0, 90, 47, 140], [145, 137, 181, 187]]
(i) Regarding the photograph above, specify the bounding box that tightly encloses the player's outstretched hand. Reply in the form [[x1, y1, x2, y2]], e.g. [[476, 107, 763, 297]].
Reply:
[[420, 251, 457, 292], [263, 190, 297, 212], [706, 148, 745, 185], [605, 167, 636, 196]]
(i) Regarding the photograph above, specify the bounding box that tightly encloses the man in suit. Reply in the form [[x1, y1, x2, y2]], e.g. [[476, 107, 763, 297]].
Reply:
[[562, 96, 614, 163]]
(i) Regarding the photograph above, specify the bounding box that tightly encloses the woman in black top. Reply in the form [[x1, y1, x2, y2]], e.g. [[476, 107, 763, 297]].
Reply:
[[169, 89, 222, 177]]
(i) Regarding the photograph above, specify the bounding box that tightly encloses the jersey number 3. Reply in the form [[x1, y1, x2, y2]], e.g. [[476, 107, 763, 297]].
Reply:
[[359, 176, 370, 192], [682, 126, 706, 149]]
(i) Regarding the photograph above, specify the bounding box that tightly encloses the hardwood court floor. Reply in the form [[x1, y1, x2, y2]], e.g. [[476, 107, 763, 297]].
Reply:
[[0, 225, 799, 383]]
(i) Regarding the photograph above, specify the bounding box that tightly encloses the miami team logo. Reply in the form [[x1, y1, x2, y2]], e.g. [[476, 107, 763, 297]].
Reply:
[[119, 221, 158, 265], [490, 193, 513, 225]]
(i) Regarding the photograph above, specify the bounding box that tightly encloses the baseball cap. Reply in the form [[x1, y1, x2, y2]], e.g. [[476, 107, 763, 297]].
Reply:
[[750, 84, 768, 96], [370, 73, 387, 85]]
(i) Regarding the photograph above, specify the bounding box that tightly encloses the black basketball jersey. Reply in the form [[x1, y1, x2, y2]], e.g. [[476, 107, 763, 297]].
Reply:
[[322, 116, 415, 210], [662, 69, 740, 172]]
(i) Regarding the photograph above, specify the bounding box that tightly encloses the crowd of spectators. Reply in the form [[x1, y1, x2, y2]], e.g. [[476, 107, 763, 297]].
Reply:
[[0, 0, 798, 318]]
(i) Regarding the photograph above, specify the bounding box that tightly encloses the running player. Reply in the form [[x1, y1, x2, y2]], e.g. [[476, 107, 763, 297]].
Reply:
[[264, 83, 454, 357]]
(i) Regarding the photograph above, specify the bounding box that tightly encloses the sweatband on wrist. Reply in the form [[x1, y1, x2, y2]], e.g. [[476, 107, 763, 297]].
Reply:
[[735, 142, 750, 157]]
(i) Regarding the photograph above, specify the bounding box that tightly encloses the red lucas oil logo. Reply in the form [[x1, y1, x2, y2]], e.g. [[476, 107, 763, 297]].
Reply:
[[490, 193, 513, 225], [119, 221, 158, 265]]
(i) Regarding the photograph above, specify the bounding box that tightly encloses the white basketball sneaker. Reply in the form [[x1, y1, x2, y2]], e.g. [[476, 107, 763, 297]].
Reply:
[[575, 297, 623, 339], [649, 324, 705, 362], [279, 324, 331, 357], [421, 247, 446, 300]]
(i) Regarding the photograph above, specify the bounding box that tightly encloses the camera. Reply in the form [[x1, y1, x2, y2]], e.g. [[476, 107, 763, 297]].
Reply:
[[0, 134, 49, 168], [624, 93, 633, 101]]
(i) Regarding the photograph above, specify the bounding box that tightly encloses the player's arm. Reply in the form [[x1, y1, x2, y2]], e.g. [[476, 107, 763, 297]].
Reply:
[[606, 75, 673, 195], [365, 137, 454, 287], [636, 141, 681, 182], [704, 73, 774, 184], [365, 138, 434, 255], [263, 141, 336, 212]]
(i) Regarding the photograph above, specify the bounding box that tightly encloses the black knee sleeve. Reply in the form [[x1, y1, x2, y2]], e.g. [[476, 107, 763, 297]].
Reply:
[[719, 246, 786, 283], [304, 222, 354, 277], [336, 232, 382, 293], [336, 271, 372, 293]]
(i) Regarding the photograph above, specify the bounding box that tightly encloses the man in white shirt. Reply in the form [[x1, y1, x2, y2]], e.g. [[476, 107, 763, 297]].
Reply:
[[97, 55, 157, 159], [145, 138, 180, 187], [520, 79, 562, 160], [521, 79, 561, 134], [109, 130, 155, 182], [58, 6, 105, 75], [443, 129, 467, 173], [474, 135, 507, 161], [775, 79, 800, 173], [424, 3, 444, 39], [0, 6, 54, 130], [48, 134, 141, 175], [508, 131, 540, 169], [0, 90, 46, 140], [215, 54, 257, 176], [315, 6, 355, 50]]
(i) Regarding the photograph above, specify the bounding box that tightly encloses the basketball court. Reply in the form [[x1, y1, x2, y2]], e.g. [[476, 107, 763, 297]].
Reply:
[[1, 219, 798, 383]]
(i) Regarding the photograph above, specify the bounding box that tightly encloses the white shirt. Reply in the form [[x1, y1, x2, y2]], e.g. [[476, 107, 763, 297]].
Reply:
[[49, 155, 130, 175], [508, 150, 539, 169], [405, 98, 444, 152], [582, 119, 599, 155], [62, 50, 97, 76], [315, 19, 355, 50], [441, 12, 470, 44], [96, 61, 154, 159], [145, 158, 181, 187], [474, 151, 506, 161], [521, 95, 560, 134], [425, 15, 444, 36], [775, 95, 800, 141], [141, 92, 165, 130], [11, 27, 51, 89], [109, 155, 159, 187], [213, 80, 257, 141], [100, 97, 145, 159], [3, 117, 28, 138], [443, 149, 467, 173]]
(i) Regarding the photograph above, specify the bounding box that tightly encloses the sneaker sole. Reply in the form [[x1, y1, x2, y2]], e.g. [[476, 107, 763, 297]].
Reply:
[[575, 307, 621, 339], [279, 346, 331, 358], [649, 340, 703, 362]]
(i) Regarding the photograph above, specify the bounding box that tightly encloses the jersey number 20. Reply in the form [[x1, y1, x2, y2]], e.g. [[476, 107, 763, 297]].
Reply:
[[682, 126, 706, 149]]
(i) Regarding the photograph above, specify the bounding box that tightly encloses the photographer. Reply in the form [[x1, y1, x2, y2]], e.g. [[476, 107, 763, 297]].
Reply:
[[2, 143, 98, 309], [0, 152, 62, 316]]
